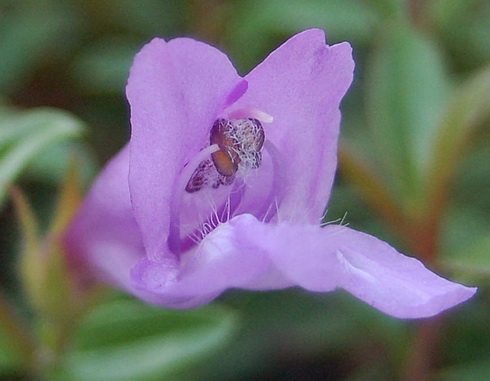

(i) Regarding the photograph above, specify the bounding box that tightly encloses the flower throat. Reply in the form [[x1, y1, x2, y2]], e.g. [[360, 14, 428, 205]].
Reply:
[[168, 115, 284, 256]]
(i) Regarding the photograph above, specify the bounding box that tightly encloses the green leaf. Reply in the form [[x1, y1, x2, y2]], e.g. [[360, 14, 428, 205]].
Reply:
[[442, 234, 490, 279], [61, 300, 237, 381], [366, 22, 450, 211], [426, 65, 490, 211], [177, 291, 408, 381], [50, 159, 83, 236], [0, 107, 85, 207], [23, 140, 97, 186], [431, 0, 490, 69], [9, 186, 40, 255], [10, 184, 73, 322], [430, 0, 481, 29]]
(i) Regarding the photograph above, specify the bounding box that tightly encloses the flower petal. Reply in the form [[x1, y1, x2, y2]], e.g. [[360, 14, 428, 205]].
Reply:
[[129, 214, 278, 308], [127, 37, 243, 260], [206, 214, 475, 318], [265, 223, 476, 318], [64, 146, 144, 289], [232, 29, 355, 223], [141, 214, 475, 317], [321, 226, 477, 318]]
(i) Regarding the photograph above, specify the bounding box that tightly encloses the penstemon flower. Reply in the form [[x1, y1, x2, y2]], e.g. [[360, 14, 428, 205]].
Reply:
[[65, 29, 475, 318]]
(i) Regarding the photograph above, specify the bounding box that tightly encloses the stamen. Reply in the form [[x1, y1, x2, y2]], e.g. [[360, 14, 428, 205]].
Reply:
[[168, 144, 219, 255], [210, 118, 265, 176]]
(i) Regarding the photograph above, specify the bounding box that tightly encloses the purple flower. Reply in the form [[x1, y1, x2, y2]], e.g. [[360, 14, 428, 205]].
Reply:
[[65, 29, 475, 318]]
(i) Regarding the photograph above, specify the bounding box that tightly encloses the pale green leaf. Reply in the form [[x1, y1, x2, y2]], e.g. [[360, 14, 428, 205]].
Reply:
[[0, 107, 85, 207], [23, 140, 97, 186], [442, 234, 490, 279], [366, 21, 449, 210], [426, 65, 490, 209], [61, 300, 236, 381]]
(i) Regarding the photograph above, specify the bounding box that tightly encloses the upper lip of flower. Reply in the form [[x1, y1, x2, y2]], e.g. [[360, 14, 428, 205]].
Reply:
[[126, 29, 355, 263]]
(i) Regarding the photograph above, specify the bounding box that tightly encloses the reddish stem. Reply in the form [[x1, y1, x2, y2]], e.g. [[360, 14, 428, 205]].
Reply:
[[402, 206, 446, 380], [403, 317, 444, 381], [188, 0, 228, 43], [408, 0, 429, 29]]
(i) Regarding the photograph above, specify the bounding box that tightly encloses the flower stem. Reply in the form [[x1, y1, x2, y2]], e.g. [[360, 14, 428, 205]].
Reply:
[[338, 145, 410, 241], [403, 200, 445, 380], [403, 316, 444, 381], [188, 0, 228, 43], [339, 144, 450, 379], [408, 0, 429, 29], [0, 289, 37, 370]]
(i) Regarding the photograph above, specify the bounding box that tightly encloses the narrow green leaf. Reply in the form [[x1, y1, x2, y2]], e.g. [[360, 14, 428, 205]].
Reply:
[[426, 65, 490, 212], [10, 185, 61, 318], [430, 0, 481, 29], [431, 0, 490, 69], [442, 234, 490, 279], [366, 22, 450, 211], [0, 107, 85, 207], [61, 300, 236, 381], [12, 163, 92, 322], [9, 186, 40, 254], [50, 159, 82, 236], [22, 140, 97, 187]]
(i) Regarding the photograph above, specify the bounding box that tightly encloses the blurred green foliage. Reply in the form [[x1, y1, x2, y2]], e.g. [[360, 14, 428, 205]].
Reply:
[[60, 299, 236, 381], [0, 0, 489, 380]]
